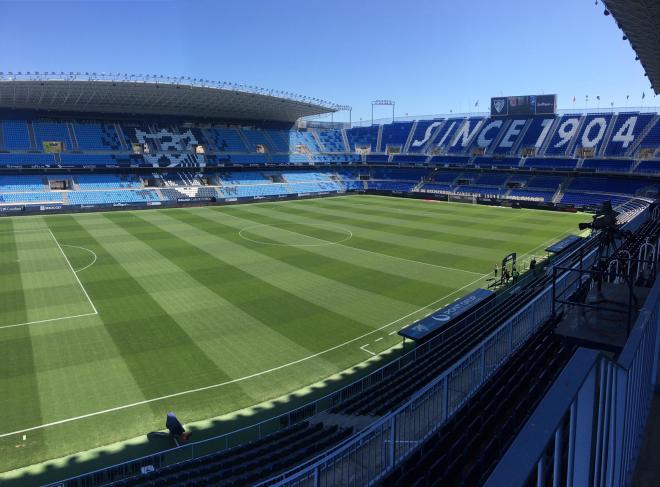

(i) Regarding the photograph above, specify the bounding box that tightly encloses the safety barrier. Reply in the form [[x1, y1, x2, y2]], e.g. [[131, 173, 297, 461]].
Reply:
[[486, 274, 660, 487]]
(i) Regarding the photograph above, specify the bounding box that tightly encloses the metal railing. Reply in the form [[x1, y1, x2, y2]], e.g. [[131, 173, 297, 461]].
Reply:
[[262, 247, 599, 486], [485, 273, 660, 487]]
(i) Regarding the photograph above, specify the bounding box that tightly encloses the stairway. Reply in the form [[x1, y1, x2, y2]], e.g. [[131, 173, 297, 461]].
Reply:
[[115, 123, 129, 150], [537, 117, 562, 156], [310, 129, 326, 152], [67, 123, 79, 151], [487, 119, 511, 155], [631, 159, 643, 173], [565, 115, 586, 157], [27, 121, 37, 150], [551, 189, 564, 204], [598, 113, 618, 157], [402, 121, 418, 153], [626, 114, 659, 157], [340, 128, 351, 152], [236, 128, 252, 152], [375, 125, 383, 153], [511, 119, 533, 155], [552, 176, 572, 203], [423, 120, 447, 154], [412, 180, 425, 192]]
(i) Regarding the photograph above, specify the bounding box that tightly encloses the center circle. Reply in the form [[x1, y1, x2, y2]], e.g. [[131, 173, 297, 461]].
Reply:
[[238, 223, 353, 247]]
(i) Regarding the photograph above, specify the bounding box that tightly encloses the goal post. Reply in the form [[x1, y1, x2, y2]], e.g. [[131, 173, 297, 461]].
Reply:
[[448, 194, 477, 204]]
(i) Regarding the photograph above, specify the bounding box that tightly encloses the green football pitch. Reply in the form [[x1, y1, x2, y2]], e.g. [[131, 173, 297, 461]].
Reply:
[[0, 195, 586, 476]]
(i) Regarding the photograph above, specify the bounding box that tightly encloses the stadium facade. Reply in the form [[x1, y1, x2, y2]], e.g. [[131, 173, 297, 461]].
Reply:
[[0, 76, 659, 487]]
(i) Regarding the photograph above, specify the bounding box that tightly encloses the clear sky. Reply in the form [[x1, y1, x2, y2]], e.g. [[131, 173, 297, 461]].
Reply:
[[1, 0, 657, 122]]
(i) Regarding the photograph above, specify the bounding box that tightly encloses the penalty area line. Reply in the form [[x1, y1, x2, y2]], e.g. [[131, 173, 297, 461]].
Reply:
[[0, 312, 98, 331], [49, 229, 98, 315]]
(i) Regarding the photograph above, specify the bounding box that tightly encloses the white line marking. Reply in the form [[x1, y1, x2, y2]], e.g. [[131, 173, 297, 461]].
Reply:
[[0, 228, 51, 236], [360, 344, 376, 356], [238, 223, 353, 247], [61, 244, 98, 273], [48, 229, 98, 315], [0, 271, 490, 439], [235, 215, 482, 277], [0, 227, 576, 438], [375, 337, 383, 342], [0, 312, 98, 331]]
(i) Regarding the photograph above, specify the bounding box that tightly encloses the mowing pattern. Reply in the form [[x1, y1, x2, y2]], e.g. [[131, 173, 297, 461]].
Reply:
[[0, 196, 585, 473]]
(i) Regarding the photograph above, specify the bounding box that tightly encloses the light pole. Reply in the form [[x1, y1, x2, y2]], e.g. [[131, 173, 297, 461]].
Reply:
[[371, 100, 395, 125], [336, 105, 352, 127]]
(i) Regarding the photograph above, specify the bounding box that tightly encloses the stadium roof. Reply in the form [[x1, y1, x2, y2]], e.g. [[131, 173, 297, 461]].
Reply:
[[603, 0, 660, 94], [0, 73, 342, 123]]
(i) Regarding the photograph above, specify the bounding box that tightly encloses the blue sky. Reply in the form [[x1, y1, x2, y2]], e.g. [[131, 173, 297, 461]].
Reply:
[[1, 0, 656, 122]]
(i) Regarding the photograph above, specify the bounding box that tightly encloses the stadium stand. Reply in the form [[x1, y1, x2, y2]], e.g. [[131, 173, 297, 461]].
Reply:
[[8, 101, 655, 487]]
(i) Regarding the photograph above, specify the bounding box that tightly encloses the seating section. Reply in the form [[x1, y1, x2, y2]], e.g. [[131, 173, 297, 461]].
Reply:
[[345, 125, 379, 151], [2, 120, 32, 149], [407, 119, 443, 153], [581, 158, 632, 173], [314, 129, 346, 152], [560, 192, 630, 208], [108, 422, 352, 487], [0, 175, 47, 192], [33, 121, 72, 150], [0, 111, 657, 211], [67, 190, 160, 205], [525, 157, 576, 170], [75, 174, 142, 189], [0, 153, 55, 167], [384, 323, 576, 487], [0, 168, 653, 210], [603, 113, 655, 156], [566, 177, 651, 195], [380, 122, 413, 152], [205, 128, 247, 152], [73, 122, 123, 150], [0, 192, 62, 204]]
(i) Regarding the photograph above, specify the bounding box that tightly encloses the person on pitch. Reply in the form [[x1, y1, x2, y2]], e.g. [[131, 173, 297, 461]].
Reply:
[[166, 412, 192, 443], [493, 263, 498, 279]]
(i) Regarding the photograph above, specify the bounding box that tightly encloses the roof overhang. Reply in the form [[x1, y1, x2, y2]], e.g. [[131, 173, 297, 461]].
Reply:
[[603, 0, 660, 94], [0, 74, 339, 123]]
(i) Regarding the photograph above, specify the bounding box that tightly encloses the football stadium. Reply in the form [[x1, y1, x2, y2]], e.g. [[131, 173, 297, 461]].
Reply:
[[1, 1, 660, 486]]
